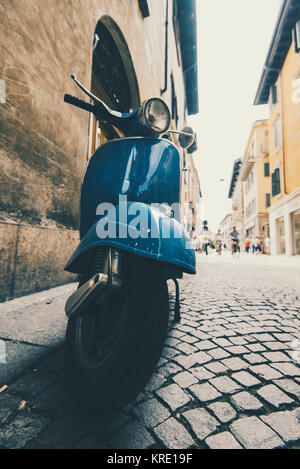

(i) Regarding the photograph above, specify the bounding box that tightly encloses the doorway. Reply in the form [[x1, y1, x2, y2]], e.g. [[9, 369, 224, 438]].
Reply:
[[88, 17, 140, 157]]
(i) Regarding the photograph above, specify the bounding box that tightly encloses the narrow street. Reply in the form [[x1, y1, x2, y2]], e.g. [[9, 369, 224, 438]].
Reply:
[[0, 253, 299, 449]]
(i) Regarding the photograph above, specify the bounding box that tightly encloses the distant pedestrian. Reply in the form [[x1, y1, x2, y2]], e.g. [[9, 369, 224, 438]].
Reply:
[[254, 236, 260, 254], [245, 238, 251, 253]]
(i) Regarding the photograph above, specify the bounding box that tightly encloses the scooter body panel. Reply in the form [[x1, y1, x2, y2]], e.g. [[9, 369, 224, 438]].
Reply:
[[65, 137, 196, 278], [80, 137, 181, 238], [65, 201, 196, 277]]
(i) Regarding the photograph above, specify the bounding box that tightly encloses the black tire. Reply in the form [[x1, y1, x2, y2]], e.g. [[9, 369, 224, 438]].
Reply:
[[64, 255, 169, 416]]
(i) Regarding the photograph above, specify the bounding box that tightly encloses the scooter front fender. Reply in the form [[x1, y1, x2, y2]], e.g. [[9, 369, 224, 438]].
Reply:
[[65, 202, 196, 276]]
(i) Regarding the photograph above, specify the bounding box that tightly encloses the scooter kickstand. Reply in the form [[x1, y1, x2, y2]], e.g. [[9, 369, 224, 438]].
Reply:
[[173, 279, 181, 323]]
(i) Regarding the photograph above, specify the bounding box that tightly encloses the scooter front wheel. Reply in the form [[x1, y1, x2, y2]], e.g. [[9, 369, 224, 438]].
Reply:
[[64, 255, 169, 416]]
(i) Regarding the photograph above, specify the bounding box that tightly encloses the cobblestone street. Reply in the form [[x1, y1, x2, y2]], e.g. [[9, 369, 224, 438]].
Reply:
[[0, 253, 300, 449]]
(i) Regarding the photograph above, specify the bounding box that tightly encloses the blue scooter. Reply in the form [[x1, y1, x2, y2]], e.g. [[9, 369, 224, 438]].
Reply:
[[63, 75, 196, 414]]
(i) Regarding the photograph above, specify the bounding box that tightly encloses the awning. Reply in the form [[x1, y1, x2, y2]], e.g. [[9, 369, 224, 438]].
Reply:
[[254, 0, 300, 105]]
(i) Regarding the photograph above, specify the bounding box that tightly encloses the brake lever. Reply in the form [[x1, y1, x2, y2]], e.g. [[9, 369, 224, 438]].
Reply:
[[71, 74, 133, 119]]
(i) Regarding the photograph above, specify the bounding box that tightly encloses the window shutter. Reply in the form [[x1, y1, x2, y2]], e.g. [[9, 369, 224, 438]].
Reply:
[[275, 168, 281, 195], [271, 85, 277, 105], [272, 172, 276, 196], [264, 163, 270, 177]]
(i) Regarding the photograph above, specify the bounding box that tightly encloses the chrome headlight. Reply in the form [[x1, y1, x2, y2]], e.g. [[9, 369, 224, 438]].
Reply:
[[138, 98, 171, 134]]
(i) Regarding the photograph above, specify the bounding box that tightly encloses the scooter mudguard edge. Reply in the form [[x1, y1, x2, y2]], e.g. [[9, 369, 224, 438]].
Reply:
[[65, 202, 196, 277]]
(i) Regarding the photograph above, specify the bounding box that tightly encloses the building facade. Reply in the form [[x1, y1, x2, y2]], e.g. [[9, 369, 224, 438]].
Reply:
[[239, 120, 271, 246], [0, 0, 200, 300], [219, 213, 233, 250], [228, 158, 244, 248], [254, 0, 300, 255]]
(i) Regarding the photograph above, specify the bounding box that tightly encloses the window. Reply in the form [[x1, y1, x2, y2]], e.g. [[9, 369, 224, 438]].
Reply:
[[293, 20, 300, 53], [272, 168, 281, 197], [264, 162, 270, 177], [274, 119, 280, 152], [266, 193, 271, 208]]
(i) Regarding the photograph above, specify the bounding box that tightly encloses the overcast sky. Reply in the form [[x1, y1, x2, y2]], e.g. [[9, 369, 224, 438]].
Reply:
[[188, 0, 283, 232]]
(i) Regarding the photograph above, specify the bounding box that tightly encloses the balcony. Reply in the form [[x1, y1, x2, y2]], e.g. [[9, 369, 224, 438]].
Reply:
[[240, 155, 255, 181]]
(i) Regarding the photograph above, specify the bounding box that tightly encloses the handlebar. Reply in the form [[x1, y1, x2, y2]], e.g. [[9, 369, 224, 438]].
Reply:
[[64, 94, 95, 114]]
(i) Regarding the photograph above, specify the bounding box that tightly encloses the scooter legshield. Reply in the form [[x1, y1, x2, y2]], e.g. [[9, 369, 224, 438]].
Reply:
[[65, 202, 196, 276]]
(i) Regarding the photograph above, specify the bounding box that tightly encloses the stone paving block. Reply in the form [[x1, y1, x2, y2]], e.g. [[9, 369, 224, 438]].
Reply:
[[243, 353, 267, 365], [157, 357, 168, 367], [180, 335, 198, 344], [172, 371, 198, 388], [173, 355, 197, 369], [167, 330, 185, 339], [112, 422, 155, 449], [270, 362, 300, 377], [175, 343, 198, 355], [154, 417, 194, 449], [190, 382, 221, 402], [230, 416, 284, 449], [204, 362, 228, 374], [195, 340, 216, 351], [213, 338, 232, 347], [145, 373, 166, 392], [261, 410, 300, 443], [264, 342, 287, 351], [273, 378, 300, 399], [228, 337, 248, 346], [159, 362, 182, 378], [0, 413, 50, 449], [231, 371, 261, 388], [205, 431, 242, 449], [249, 364, 283, 381], [161, 346, 179, 359], [221, 357, 249, 371], [273, 333, 296, 342], [245, 343, 267, 352], [207, 348, 231, 360], [252, 334, 275, 342], [165, 337, 182, 348], [193, 351, 213, 365], [210, 376, 242, 395], [190, 330, 210, 341], [262, 351, 291, 362], [225, 346, 249, 355], [183, 408, 219, 440], [208, 402, 236, 424], [133, 398, 170, 428], [156, 384, 191, 411], [231, 392, 263, 412], [257, 384, 294, 408], [191, 367, 215, 382]]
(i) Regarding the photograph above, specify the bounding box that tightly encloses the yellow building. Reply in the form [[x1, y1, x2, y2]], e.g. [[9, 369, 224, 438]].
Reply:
[[219, 213, 233, 250], [239, 120, 271, 245], [254, 0, 300, 255], [228, 158, 244, 248]]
